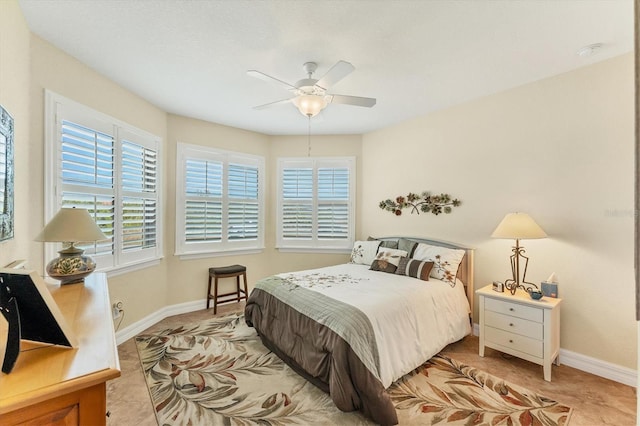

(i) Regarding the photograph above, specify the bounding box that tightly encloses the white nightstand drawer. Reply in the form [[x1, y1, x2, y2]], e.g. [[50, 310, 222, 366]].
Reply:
[[485, 310, 543, 340], [485, 297, 543, 323], [485, 326, 544, 358]]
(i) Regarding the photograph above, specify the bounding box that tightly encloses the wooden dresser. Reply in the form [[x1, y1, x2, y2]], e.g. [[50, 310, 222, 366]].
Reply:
[[0, 273, 120, 425]]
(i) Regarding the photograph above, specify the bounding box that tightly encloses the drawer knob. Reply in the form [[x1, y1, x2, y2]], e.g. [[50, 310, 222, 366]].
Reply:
[[509, 339, 513, 343], [509, 308, 514, 311], [509, 323, 514, 327]]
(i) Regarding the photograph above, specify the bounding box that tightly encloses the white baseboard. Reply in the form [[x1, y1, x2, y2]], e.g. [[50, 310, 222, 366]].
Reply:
[[559, 348, 637, 387], [115, 299, 206, 345], [472, 323, 636, 388]]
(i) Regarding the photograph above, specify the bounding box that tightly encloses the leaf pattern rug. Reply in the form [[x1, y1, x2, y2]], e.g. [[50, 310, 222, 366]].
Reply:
[[135, 313, 572, 425]]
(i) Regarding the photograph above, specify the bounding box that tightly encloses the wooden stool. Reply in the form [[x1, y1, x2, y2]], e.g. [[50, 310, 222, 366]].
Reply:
[[207, 264, 248, 314]]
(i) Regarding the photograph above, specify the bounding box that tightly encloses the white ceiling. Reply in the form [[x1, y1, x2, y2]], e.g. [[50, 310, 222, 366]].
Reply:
[[18, 0, 633, 136]]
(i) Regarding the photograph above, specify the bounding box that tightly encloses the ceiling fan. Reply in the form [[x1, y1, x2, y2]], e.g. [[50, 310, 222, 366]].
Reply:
[[247, 60, 376, 118]]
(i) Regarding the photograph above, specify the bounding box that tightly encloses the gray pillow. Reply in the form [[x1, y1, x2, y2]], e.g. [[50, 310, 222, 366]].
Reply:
[[367, 236, 398, 249], [398, 238, 418, 257]]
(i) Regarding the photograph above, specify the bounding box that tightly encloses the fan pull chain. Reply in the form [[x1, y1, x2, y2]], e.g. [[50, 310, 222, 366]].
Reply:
[[307, 116, 311, 157]]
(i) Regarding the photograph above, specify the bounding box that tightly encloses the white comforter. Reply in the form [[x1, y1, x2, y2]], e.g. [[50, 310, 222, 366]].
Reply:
[[277, 263, 471, 388]]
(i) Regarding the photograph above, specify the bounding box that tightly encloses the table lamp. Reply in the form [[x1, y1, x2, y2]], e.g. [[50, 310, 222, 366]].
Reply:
[[35, 207, 107, 285], [491, 212, 547, 294]]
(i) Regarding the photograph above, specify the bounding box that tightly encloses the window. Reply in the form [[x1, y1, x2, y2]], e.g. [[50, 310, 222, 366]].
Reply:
[[45, 91, 162, 273], [277, 157, 355, 252], [175, 143, 264, 257]]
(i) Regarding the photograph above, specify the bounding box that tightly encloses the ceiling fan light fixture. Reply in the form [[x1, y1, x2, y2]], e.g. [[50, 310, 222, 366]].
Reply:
[[249, 60, 376, 117], [293, 94, 328, 117]]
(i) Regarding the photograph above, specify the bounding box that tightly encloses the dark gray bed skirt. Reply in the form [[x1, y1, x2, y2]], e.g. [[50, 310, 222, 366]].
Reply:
[[245, 288, 398, 425]]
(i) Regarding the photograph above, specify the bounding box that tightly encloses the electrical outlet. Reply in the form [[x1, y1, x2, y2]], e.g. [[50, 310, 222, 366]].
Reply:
[[112, 300, 124, 319]]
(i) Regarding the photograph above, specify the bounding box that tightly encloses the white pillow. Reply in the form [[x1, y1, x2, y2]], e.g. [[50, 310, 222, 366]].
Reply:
[[412, 243, 465, 285], [350, 240, 381, 265]]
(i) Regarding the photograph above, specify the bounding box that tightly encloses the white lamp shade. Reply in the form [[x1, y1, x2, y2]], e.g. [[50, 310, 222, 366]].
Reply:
[[293, 94, 328, 117], [491, 212, 547, 240], [35, 208, 107, 243]]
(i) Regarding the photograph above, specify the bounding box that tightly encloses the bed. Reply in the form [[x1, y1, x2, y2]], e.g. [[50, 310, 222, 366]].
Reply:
[[244, 237, 474, 425]]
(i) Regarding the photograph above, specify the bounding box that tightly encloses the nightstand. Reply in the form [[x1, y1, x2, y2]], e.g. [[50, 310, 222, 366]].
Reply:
[[477, 285, 562, 381]]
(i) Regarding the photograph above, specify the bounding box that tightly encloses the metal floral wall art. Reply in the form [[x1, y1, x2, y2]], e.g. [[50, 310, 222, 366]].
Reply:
[[379, 191, 461, 216]]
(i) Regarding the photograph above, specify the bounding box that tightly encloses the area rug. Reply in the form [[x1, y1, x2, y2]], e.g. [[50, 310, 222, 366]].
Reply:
[[135, 313, 572, 425]]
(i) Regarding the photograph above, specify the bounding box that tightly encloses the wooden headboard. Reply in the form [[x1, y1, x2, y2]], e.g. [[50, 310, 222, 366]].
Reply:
[[377, 237, 475, 315]]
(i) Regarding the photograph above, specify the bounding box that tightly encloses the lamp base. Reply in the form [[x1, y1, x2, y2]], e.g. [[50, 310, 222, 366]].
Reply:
[[46, 249, 96, 285], [502, 241, 539, 295]]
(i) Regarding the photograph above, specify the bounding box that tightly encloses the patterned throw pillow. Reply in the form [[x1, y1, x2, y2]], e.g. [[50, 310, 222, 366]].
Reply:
[[412, 243, 465, 286], [350, 240, 381, 265], [395, 257, 435, 281], [370, 248, 408, 273]]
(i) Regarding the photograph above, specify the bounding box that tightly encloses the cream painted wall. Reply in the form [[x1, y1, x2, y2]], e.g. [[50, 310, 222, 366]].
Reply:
[[29, 34, 169, 329], [0, 1, 32, 267], [361, 53, 636, 369]]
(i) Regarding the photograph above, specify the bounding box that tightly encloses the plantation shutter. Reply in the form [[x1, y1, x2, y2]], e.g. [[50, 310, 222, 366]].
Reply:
[[282, 168, 313, 239], [175, 143, 265, 256], [121, 139, 158, 253], [317, 167, 349, 240], [228, 163, 259, 241], [60, 119, 116, 260], [277, 157, 355, 251], [47, 91, 163, 273], [61, 120, 114, 188], [184, 159, 223, 242]]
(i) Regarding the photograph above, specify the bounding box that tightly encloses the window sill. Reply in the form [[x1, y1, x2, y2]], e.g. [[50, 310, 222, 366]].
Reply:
[[101, 257, 163, 278], [176, 247, 264, 261], [277, 247, 352, 255]]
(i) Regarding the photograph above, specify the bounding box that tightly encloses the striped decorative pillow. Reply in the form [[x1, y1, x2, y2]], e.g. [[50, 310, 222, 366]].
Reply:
[[412, 243, 465, 285], [395, 257, 434, 281]]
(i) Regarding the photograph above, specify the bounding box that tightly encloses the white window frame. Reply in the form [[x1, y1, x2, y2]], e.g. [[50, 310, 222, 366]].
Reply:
[[44, 90, 163, 276], [276, 156, 355, 253], [175, 143, 265, 258]]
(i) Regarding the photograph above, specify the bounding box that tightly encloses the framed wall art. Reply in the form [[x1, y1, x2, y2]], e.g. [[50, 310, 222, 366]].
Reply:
[[0, 104, 14, 241]]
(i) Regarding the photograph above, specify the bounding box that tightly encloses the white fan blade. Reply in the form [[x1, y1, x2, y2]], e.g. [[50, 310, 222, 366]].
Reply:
[[327, 94, 376, 108], [253, 98, 294, 110], [247, 70, 297, 92], [315, 61, 355, 90]]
